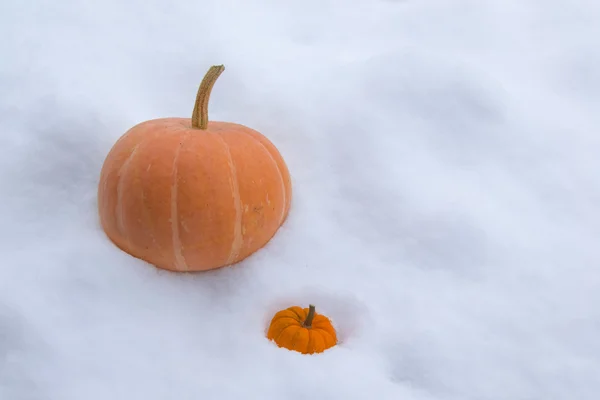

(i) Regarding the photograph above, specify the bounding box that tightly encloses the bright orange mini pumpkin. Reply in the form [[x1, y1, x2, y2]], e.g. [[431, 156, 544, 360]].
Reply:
[[98, 65, 292, 272], [267, 304, 337, 354]]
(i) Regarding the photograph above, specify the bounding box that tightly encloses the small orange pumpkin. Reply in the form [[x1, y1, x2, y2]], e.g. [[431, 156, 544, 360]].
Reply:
[[98, 65, 292, 272], [267, 304, 337, 354]]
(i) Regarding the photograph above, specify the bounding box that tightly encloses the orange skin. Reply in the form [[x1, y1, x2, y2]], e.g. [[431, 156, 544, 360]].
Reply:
[[267, 305, 337, 354], [98, 118, 292, 272]]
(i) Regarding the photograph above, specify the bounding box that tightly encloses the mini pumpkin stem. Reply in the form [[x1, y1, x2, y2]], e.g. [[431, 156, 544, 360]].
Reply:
[[191, 64, 225, 130], [303, 304, 316, 328]]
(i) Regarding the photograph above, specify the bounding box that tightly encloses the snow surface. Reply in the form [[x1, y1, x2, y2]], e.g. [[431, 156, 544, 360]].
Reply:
[[2, 0, 600, 399]]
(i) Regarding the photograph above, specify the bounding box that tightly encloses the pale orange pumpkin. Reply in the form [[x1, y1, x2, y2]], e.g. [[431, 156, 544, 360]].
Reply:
[[267, 305, 337, 354], [98, 65, 292, 272]]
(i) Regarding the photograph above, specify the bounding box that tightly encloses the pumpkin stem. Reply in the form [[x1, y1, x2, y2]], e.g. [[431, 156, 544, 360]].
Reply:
[[191, 64, 225, 130], [303, 304, 316, 328]]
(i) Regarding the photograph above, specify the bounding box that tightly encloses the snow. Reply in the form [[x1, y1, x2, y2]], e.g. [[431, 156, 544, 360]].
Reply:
[[1, 0, 600, 399]]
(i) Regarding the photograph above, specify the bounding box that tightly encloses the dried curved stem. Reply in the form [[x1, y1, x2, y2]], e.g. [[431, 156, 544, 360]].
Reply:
[[303, 305, 316, 328], [191, 64, 225, 129]]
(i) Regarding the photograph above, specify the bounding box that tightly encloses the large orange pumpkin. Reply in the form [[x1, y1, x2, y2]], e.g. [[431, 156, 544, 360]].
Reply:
[[267, 305, 337, 354], [98, 65, 292, 272]]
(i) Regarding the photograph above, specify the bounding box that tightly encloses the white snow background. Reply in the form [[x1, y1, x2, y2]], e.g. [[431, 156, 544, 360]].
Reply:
[[1, 0, 600, 399]]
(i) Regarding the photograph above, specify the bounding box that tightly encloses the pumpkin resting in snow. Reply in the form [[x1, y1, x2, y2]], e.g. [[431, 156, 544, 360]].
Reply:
[[97, 65, 292, 272], [267, 305, 337, 354]]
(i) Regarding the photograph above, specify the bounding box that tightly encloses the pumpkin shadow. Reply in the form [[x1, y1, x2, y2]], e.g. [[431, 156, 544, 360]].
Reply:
[[3, 96, 128, 235]]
